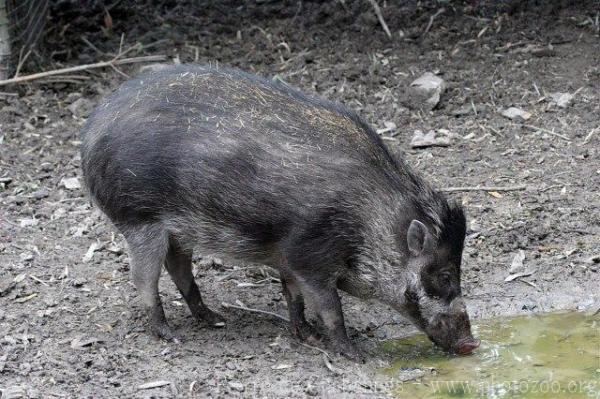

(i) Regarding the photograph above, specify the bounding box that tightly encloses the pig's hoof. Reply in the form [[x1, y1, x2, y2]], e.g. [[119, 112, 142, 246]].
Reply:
[[151, 323, 183, 343], [334, 342, 366, 363], [291, 322, 321, 345], [197, 308, 226, 328]]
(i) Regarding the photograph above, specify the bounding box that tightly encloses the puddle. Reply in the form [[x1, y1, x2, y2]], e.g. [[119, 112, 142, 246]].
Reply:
[[380, 312, 600, 398]]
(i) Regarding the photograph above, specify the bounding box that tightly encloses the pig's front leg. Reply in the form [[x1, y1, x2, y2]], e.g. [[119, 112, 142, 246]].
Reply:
[[301, 279, 365, 362]]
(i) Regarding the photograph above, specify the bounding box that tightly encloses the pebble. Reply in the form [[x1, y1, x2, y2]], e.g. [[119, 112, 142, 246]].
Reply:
[[228, 381, 244, 392]]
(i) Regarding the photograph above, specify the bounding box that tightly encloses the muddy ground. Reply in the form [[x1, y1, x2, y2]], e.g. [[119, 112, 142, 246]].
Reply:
[[1, 0, 599, 398]]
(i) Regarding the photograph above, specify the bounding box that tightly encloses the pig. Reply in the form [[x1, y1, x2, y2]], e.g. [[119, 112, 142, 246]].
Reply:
[[80, 65, 479, 361]]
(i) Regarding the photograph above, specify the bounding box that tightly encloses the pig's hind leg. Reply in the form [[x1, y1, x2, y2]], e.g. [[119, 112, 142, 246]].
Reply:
[[164, 236, 225, 327], [280, 270, 320, 344], [123, 224, 179, 342]]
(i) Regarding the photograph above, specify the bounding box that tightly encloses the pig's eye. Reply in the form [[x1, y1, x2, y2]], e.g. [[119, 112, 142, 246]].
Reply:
[[439, 272, 451, 285]]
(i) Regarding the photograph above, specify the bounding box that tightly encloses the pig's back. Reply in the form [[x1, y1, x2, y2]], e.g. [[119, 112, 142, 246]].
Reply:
[[80, 65, 401, 236]]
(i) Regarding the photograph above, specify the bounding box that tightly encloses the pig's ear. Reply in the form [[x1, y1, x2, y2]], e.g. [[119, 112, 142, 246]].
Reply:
[[407, 220, 429, 256]]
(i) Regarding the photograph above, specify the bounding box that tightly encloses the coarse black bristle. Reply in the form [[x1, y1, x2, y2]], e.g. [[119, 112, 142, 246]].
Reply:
[[439, 202, 467, 259]]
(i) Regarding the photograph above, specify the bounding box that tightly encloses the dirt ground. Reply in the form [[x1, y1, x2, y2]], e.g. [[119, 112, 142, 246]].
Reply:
[[1, 1, 599, 398]]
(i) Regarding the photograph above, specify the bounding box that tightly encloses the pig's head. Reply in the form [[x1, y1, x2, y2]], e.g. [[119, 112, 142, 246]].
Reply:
[[380, 202, 480, 355]]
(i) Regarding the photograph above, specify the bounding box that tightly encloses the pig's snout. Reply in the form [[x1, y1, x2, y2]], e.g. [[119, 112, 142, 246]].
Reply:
[[424, 298, 479, 355], [455, 337, 480, 355]]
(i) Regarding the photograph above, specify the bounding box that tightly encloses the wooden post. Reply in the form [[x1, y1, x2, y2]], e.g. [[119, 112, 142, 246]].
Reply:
[[0, 0, 10, 80]]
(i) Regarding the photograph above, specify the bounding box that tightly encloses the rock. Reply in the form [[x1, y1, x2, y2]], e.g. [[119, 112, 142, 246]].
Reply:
[[228, 382, 245, 392], [19, 218, 39, 228], [410, 129, 452, 148], [31, 188, 50, 200], [549, 92, 574, 108], [106, 243, 123, 255], [225, 361, 237, 370], [500, 107, 531, 121], [19, 252, 34, 262], [0, 386, 28, 399], [0, 276, 17, 295], [411, 72, 445, 92], [305, 385, 319, 396], [61, 177, 81, 190], [67, 98, 94, 118], [410, 72, 446, 109]]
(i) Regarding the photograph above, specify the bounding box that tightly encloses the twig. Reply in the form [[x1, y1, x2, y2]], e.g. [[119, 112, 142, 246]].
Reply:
[[108, 63, 130, 79], [29, 274, 50, 286], [366, 0, 392, 38], [583, 127, 598, 144], [14, 48, 32, 78], [221, 301, 289, 323], [298, 342, 331, 358], [521, 124, 570, 141], [424, 8, 445, 35], [0, 55, 166, 86], [442, 185, 527, 193], [81, 37, 106, 56]]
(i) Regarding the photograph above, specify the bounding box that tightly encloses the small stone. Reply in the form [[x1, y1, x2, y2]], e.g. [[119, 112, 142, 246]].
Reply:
[[19, 218, 38, 228], [375, 329, 387, 339], [1, 386, 28, 399], [61, 177, 81, 190], [305, 385, 319, 396], [19, 252, 34, 262], [411, 72, 445, 92], [67, 98, 94, 118], [225, 361, 237, 370], [106, 244, 123, 255], [549, 92, 574, 108], [410, 72, 446, 108], [31, 188, 50, 200], [500, 107, 531, 121], [228, 382, 244, 392]]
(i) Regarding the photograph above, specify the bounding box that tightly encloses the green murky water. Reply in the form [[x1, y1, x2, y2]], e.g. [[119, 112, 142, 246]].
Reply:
[[381, 312, 600, 398]]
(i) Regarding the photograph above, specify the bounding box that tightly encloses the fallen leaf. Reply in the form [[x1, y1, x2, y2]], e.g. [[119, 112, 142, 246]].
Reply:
[[0, 354, 7, 372], [138, 381, 172, 390], [410, 129, 452, 148], [505, 270, 534, 282], [271, 364, 293, 370], [70, 336, 103, 349], [82, 242, 102, 263], [15, 293, 38, 303], [322, 354, 341, 375], [488, 191, 503, 198], [376, 121, 397, 134], [509, 250, 526, 273]]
